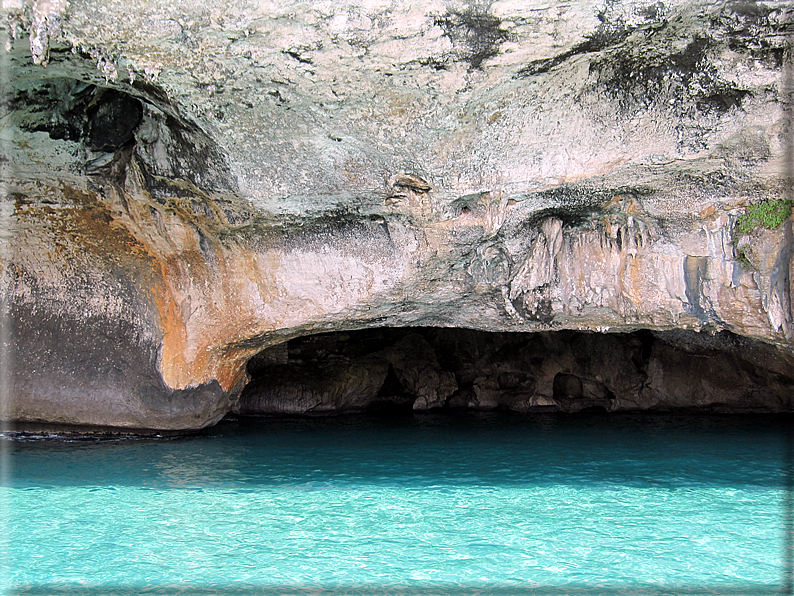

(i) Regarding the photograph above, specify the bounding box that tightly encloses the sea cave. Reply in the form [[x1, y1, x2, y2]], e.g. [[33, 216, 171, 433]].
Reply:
[[2, 0, 794, 591]]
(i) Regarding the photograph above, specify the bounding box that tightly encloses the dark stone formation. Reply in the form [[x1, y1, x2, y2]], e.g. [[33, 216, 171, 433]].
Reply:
[[13, 79, 143, 152], [9, 75, 238, 194], [238, 331, 456, 415], [237, 328, 794, 416], [87, 89, 143, 152]]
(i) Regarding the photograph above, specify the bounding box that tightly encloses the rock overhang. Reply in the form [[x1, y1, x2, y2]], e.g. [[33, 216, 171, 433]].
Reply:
[[0, 0, 792, 429]]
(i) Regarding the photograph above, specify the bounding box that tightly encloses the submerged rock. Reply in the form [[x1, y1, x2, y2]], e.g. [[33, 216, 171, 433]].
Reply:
[[0, 0, 792, 429]]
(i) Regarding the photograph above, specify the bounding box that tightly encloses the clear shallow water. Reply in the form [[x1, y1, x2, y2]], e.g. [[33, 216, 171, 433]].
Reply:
[[1, 412, 791, 595]]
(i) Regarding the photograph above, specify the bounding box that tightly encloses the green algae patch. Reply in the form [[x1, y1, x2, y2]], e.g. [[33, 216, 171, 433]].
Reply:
[[734, 200, 792, 236], [732, 199, 792, 268]]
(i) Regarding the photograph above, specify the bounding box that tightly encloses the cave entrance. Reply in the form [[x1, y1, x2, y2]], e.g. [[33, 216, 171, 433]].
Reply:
[[236, 327, 794, 417]]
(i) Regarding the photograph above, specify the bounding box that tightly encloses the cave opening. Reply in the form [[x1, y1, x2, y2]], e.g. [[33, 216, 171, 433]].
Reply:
[[235, 327, 794, 418]]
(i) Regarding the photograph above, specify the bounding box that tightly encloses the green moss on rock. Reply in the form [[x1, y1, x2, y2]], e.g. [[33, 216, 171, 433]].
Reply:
[[734, 200, 792, 236]]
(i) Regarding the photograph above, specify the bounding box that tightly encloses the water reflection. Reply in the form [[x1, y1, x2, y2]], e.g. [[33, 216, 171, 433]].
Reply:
[[4, 412, 792, 490]]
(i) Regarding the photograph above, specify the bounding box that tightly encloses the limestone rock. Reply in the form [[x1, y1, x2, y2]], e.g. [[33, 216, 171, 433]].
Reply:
[[383, 334, 458, 411], [0, 0, 792, 428]]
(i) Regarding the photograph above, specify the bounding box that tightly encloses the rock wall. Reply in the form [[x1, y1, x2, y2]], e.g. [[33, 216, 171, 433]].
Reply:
[[0, 0, 792, 429]]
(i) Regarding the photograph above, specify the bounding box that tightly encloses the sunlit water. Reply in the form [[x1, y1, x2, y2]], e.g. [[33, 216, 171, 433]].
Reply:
[[1, 412, 791, 595]]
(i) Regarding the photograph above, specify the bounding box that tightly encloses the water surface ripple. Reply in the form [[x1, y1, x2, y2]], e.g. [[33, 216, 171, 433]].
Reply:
[[1, 412, 791, 595]]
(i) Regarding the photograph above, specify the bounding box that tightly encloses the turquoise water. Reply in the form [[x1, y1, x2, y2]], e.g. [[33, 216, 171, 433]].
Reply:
[[1, 413, 791, 595]]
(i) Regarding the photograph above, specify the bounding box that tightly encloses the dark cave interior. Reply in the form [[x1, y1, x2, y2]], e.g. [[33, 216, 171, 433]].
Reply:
[[237, 327, 794, 417]]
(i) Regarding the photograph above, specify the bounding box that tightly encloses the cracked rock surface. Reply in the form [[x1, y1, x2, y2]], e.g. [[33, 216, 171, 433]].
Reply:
[[0, 0, 792, 429]]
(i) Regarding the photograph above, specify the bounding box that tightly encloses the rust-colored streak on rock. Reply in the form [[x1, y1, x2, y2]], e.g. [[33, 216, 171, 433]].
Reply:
[[46, 183, 235, 393], [129, 212, 281, 393], [148, 271, 192, 388], [60, 185, 209, 390]]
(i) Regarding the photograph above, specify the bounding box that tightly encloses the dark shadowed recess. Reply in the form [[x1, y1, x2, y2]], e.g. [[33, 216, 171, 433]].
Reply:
[[8, 74, 237, 195], [237, 327, 794, 417]]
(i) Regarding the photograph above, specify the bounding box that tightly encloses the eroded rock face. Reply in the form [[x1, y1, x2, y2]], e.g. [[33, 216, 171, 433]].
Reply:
[[238, 328, 794, 414], [0, 0, 792, 429]]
